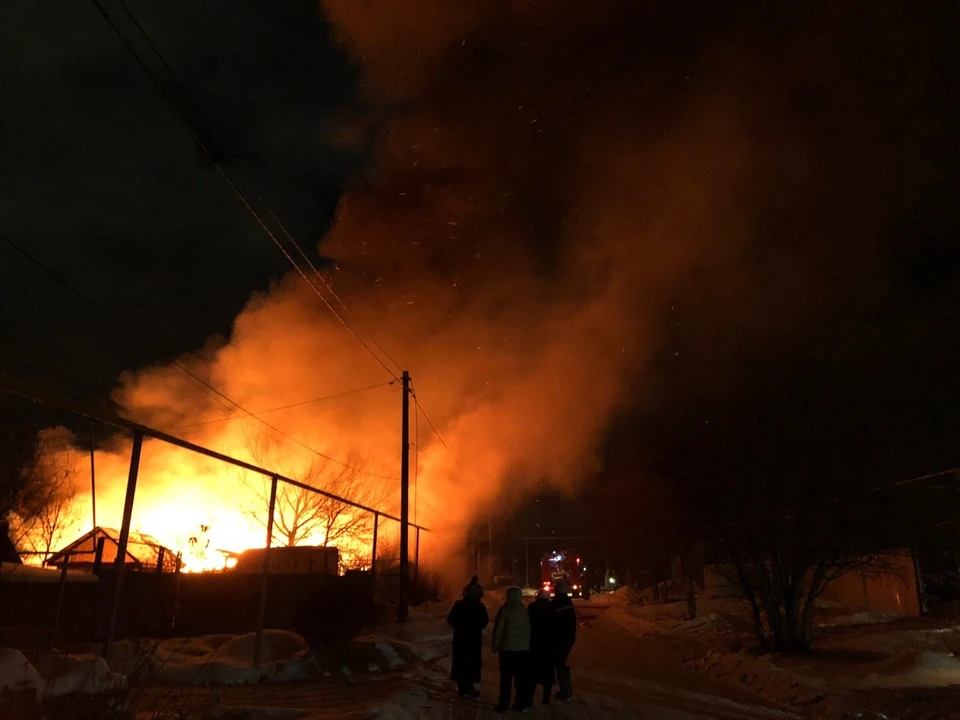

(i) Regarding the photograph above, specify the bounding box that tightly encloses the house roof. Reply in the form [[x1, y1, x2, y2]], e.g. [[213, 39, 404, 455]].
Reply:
[[45, 526, 178, 571]]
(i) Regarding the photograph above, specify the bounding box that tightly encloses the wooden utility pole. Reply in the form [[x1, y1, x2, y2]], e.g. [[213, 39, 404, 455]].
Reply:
[[398, 371, 411, 622]]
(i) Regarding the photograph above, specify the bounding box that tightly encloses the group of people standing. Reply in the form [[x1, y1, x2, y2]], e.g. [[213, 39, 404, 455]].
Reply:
[[447, 576, 577, 713]]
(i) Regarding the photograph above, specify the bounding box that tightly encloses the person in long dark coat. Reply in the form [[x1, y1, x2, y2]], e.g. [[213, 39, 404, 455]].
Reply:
[[447, 578, 489, 697], [527, 588, 556, 705], [550, 579, 578, 701]]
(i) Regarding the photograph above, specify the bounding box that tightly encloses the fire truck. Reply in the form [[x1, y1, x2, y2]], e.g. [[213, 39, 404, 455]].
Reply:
[[540, 549, 589, 599]]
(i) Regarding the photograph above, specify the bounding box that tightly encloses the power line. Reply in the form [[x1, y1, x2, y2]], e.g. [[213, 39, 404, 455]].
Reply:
[[261, 202, 404, 376], [0, 372, 429, 530], [417, 494, 444, 520], [176, 381, 395, 430], [411, 386, 458, 465], [1, 233, 397, 481], [89, 0, 401, 382]]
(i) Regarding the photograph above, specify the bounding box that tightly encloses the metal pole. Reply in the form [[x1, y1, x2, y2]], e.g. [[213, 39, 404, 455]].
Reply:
[[90, 425, 97, 531], [414, 526, 420, 588], [398, 371, 410, 623], [102, 431, 143, 658], [54, 553, 70, 633], [371, 512, 379, 580], [487, 514, 493, 584], [253, 475, 278, 668], [93, 535, 106, 575], [525, 539, 530, 589]]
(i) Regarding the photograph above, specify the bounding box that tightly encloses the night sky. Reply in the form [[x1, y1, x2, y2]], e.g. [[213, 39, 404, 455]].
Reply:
[[2, 1, 359, 396], [3, 1, 960, 534]]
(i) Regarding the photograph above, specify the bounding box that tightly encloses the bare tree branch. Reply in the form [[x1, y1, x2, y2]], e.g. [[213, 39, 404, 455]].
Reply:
[[240, 429, 389, 565]]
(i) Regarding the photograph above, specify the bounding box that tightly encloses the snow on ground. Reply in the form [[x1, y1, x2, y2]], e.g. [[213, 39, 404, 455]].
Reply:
[[104, 630, 321, 685], [0, 647, 44, 698], [857, 651, 960, 689], [365, 686, 431, 720], [816, 611, 900, 628], [0, 647, 125, 698], [358, 609, 455, 668], [43, 655, 127, 696], [602, 588, 960, 717], [202, 707, 309, 719]]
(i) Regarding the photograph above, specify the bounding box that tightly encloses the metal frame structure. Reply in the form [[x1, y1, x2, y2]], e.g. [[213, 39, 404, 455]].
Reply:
[[0, 373, 429, 664]]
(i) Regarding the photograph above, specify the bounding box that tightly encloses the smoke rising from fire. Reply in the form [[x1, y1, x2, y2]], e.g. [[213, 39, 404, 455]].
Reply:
[[58, 1, 945, 566]]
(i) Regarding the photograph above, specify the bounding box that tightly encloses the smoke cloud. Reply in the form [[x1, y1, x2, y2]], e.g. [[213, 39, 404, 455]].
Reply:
[[62, 1, 947, 566]]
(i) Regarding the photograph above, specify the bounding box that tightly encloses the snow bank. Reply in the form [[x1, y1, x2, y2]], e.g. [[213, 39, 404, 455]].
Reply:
[[355, 613, 454, 673], [0, 648, 126, 700], [107, 630, 319, 685], [410, 601, 450, 619], [817, 611, 900, 628], [373, 640, 404, 670], [43, 655, 127, 696], [0, 648, 44, 698]]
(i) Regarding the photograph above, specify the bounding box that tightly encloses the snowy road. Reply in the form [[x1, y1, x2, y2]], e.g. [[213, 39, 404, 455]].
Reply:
[[129, 602, 801, 720], [388, 603, 800, 720]]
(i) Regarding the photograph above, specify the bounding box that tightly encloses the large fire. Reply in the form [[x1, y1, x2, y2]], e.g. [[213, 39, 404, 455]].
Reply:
[[50, 411, 431, 572], [20, 3, 780, 574]]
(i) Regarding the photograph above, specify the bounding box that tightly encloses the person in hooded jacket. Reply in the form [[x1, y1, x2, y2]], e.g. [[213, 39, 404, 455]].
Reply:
[[550, 579, 577, 701], [447, 576, 489, 697], [491, 586, 532, 713], [527, 588, 556, 704]]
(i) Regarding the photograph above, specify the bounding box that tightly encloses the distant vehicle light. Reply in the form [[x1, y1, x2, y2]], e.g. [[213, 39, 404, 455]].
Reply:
[[576, 557, 581, 564], [608, 577, 616, 585], [572, 584, 578, 590]]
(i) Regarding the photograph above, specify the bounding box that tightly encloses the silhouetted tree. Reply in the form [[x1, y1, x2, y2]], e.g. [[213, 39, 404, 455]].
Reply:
[[719, 501, 889, 652], [242, 430, 388, 559], [6, 425, 79, 560]]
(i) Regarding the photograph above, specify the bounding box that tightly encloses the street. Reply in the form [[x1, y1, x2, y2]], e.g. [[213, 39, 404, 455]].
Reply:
[[402, 600, 799, 720], [128, 600, 802, 720]]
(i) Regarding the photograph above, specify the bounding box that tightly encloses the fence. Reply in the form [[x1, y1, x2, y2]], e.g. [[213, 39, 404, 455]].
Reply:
[[0, 373, 428, 667]]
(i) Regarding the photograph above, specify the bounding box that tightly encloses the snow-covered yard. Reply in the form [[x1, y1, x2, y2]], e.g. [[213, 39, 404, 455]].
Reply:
[[0, 597, 461, 720], [598, 587, 960, 718]]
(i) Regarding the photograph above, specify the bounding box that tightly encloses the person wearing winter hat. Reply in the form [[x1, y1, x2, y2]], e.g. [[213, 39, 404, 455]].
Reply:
[[550, 579, 577, 701], [491, 586, 532, 713], [527, 588, 556, 704], [447, 576, 489, 697], [462, 574, 483, 599]]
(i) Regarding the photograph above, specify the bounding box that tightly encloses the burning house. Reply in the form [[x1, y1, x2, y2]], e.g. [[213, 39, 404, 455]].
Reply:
[[44, 526, 179, 573], [232, 545, 339, 575]]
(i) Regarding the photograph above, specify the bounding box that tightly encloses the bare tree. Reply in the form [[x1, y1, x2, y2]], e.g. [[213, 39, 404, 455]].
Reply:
[[719, 506, 889, 652], [242, 430, 389, 555], [8, 427, 80, 561]]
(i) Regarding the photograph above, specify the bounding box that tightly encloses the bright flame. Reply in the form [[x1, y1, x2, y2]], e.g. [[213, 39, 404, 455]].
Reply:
[[49, 416, 413, 572]]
